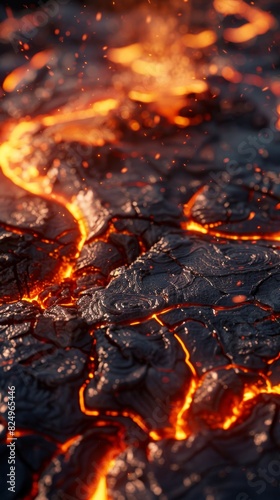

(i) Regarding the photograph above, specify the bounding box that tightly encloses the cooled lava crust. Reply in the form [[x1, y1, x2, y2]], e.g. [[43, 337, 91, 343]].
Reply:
[[0, 1, 280, 499]]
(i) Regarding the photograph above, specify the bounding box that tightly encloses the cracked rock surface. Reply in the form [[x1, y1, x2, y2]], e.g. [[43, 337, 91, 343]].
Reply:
[[0, 1, 280, 499]]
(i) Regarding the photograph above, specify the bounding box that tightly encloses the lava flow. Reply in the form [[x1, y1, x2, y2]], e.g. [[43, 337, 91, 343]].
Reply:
[[0, 97, 121, 298], [0, 1, 280, 500]]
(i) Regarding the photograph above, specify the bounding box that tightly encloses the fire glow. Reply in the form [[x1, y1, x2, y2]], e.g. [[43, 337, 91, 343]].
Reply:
[[0, 1, 279, 499]]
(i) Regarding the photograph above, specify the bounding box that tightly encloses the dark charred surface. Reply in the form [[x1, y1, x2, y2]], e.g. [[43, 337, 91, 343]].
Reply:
[[0, 1, 280, 500]]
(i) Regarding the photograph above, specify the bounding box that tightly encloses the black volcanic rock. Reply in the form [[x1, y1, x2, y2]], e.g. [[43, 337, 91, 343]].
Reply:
[[0, 1, 280, 499]]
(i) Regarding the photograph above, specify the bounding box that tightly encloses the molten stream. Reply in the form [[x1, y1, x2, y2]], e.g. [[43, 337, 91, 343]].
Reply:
[[0, 3, 278, 497], [0, 138, 87, 300], [0, 98, 120, 296], [0, 121, 88, 241], [90, 476, 108, 500], [221, 382, 280, 430]]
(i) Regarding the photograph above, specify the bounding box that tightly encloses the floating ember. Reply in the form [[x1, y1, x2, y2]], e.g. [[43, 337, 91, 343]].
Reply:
[[0, 1, 280, 499]]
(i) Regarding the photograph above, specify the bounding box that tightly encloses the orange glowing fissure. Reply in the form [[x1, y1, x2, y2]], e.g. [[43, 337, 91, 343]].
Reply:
[[173, 377, 280, 439], [90, 476, 108, 500], [221, 381, 280, 430], [79, 382, 150, 434], [0, 125, 89, 232], [183, 190, 280, 242], [89, 455, 120, 500], [89, 304, 280, 443], [0, 10, 278, 496], [184, 219, 280, 242], [0, 99, 120, 301], [80, 314, 280, 450]]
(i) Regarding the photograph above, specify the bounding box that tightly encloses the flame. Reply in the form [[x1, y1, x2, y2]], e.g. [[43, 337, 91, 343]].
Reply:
[[89, 457, 118, 500], [214, 0, 276, 43], [172, 378, 280, 439], [175, 363, 280, 436]]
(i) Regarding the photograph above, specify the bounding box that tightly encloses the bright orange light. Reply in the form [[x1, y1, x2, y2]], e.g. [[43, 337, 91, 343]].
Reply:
[[175, 379, 198, 440], [42, 99, 119, 126], [3, 50, 53, 92], [0, 98, 119, 269], [108, 17, 209, 126], [79, 384, 99, 416], [128, 90, 157, 103], [174, 334, 196, 377], [183, 220, 280, 242], [221, 66, 242, 83], [276, 104, 280, 131], [183, 189, 280, 242], [108, 43, 143, 65], [174, 116, 191, 127], [90, 476, 108, 500], [183, 30, 217, 49], [221, 382, 280, 430], [214, 0, 276, 43], [60, 435, 82, 454], [0, 119, 88, 297], [79, 378, 150, 434]]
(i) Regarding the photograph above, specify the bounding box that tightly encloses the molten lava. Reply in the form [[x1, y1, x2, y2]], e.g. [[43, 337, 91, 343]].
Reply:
[[0, 1, 279, 499]]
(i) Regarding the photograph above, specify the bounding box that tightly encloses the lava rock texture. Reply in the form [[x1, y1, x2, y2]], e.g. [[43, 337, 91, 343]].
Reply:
[[0, 1, 280, 499]]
